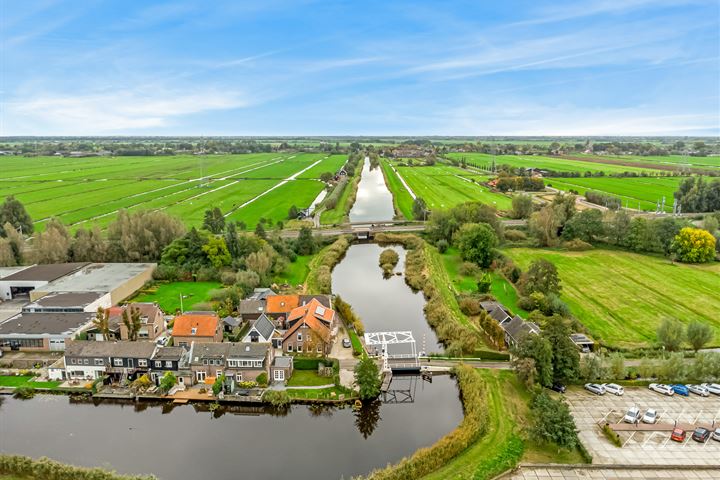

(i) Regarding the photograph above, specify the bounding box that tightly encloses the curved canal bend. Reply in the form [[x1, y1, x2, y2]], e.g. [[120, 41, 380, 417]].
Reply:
[[0, 158, 462, 480]]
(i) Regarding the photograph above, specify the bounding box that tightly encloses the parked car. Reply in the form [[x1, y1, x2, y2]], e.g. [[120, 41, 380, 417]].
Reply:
[[700, 383, 720, 395], [687, 384, 710, 397], [670, 428, 686, 442], [671, 384, 689, 396], [342, 338, 351, 348], [602, 383, 624, 396], [712, 428, 720, 442], [584, 383, 606, 395], [692, 427, 711, 443], [649, 383, 674, 396], [642, 408, 658, 424], [549, 382, 566, 394], [623, 406, 641, 424]]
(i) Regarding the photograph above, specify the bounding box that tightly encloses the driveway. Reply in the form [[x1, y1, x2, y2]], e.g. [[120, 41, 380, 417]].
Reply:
[[565, 387, 720, 466]]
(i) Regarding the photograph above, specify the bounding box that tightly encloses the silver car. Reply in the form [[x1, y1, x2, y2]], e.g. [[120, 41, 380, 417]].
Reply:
[[649, 383, 674, 396], [642, 408, 658, 424], [712, 428, 720, 442], [623, 406, 641, 424], [584, 383, 606, 395], [687, 384, 710, 397], [700, 383, 720, 395], [603, 383, 624, 396]]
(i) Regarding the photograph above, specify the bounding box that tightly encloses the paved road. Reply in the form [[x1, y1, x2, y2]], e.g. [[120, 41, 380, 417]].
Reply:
[[502, 465, 720, 479]]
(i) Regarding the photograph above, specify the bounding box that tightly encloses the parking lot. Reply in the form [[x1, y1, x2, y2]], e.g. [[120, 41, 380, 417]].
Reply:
[[565, 387, 720, 466]]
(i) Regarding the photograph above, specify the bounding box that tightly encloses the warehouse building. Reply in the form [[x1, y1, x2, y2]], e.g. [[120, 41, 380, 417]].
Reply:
[[0, 311, 95, 351], [0, 263, 88, 301]]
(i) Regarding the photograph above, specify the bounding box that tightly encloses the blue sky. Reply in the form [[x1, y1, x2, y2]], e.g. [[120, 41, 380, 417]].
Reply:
[[1, 0, 719, 136]]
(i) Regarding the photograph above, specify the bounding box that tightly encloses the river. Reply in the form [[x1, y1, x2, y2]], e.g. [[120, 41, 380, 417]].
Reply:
[[0, 158, 460, 480]]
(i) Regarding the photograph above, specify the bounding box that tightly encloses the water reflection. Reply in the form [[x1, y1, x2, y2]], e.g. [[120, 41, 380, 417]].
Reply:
[[349, 157, 395, 222]]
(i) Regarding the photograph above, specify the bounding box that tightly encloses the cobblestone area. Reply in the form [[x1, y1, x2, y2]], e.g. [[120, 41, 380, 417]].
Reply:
[[505, 465, 720, 479], [565, 388, 720, 466]]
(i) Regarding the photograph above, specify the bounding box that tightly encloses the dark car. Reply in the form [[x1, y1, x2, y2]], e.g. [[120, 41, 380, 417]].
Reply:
[[549, 383, 566, 393], [692, 427, 711, 443]]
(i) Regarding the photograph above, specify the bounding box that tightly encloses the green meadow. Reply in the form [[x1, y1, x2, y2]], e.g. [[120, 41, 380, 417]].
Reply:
[[546, 176, 682, 211], [504, 247, 720, 349]]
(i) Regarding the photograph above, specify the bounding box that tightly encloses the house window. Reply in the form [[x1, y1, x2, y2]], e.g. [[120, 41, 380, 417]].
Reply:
[[216, 370, 223, 377], [317, 344, 322, 353], [179, 342, 187, 348], [191, 327, 197, 335], [273, 369, 284, 381], [196, 371, 206, 382], [83, 359, 89, 365], [287, 344, 293, 352], [70, 358, 76, 365], [113, 358, 123, 367], [235, 373, 242, 382], [155, 361, 162, 368], [94, 359, 104, 366], [297, 333, 302, 341], [297, 344, 302, 353], [165, 361, 172, 368], [203, 359, 208, 365], [138, 359, 147, 367]]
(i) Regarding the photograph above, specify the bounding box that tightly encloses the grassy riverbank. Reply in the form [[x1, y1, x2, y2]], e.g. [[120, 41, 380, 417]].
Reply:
[[380, 159, 414, 219], [321, 168, 362, 224], [304, 235, 352, 294], [0, 455, 156, 480]]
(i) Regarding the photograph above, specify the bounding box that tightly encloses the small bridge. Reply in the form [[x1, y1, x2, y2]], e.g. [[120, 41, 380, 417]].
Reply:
[[363, 331, 421, 374]]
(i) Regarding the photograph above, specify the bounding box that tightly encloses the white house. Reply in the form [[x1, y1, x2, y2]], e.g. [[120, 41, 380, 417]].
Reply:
[[241, 314, 282, 347]]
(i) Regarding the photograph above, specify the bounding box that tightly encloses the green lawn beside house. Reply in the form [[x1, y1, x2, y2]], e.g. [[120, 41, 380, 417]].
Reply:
[[0, 375, 61, 389], [287, 370, 333, 387], [132, 281, 221, 313]]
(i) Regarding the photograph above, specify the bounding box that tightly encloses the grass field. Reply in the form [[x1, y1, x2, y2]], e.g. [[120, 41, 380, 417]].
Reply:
[[546, 176, 682, 212], [380, 159, 415, 219], [132, 281, 221, 313], [273, 254, 315, 287], [396, 163, 513, 211], [573, 153, 720, 170], [0, 153, 338, 230], [286, 370, 333, 387], [446, 152, 658, 175], [505, 247, 720, 349], [0, 375, 61, 389]]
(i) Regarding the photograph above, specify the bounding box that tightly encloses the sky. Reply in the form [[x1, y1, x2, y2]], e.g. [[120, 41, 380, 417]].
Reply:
[[1, 0, 719, 136]]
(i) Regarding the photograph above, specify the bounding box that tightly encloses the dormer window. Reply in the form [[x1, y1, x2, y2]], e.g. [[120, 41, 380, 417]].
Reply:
[[191, 327, 197, 335]]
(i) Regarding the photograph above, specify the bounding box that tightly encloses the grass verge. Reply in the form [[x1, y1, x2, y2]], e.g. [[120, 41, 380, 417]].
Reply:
[[287, 370, 333, 387], [380, 159, 414, 219], [0, 376, 60, 389]]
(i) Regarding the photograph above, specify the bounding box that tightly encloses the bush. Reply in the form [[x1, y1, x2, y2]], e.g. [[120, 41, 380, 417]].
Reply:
[[13, 387, 35, 399], [293, 357, 324, 370], [504, 229, 527, 241], [263, 389, 290, 407], [196, 267, 219, 282], [458, 296, 481, 316], [335, 295, 365, 336], [0, 455, 158, 480], [306, 235, 351, 294], [436, 239, 449, 253], [153, 264, 180, 281], [458, 262, 480, 277], [602, 423, 622, 447], [256, 372, 268, 387], [220, 271, 237, 285], [564, 238, 593, 251]]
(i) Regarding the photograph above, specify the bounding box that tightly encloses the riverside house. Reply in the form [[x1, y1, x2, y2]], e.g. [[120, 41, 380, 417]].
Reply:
[[172, 312, 222, 348], [281, 298, 337, 356], [189, 342, 275, 390], [63, 340, 156, 381]]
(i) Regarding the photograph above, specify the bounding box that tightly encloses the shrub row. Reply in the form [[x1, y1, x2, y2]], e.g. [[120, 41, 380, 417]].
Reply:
[[0, 455, 157, 480], [358, 365, 489, 480], [305, 235, 352, 293], [321, 176, 349, 211], [334, 295, 366, 336]]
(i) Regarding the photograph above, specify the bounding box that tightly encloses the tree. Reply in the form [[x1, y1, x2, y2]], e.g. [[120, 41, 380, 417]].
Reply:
[[122, 307, 142, 341], [511, 194, 533, 219], [93, 308, 111, 342], [520, 259, 561, 296], [513, 334, 553, 387], [0, 196, 33, 235], [202, 207, 225, 234], [32, 218, 71, 264], [656, 317, 685, 352], [562, 209, 604, 243], [412, 197, 427, 220], [581, 353, 608, 381], [454, 222, 498, 268], [295, 227, 316, 255], [3, 223, 25, 265], [159, 372, 177, 394], [671, 227, 716, 263], [476, 272, 492, 293], [354, 356, 381, 400], [0, 239, 16, 267], [513, 357, 537, 389], [107, 209, 185, 262], [529, 204, 562, 246], [609, 352, 626, 380], [254, 222, 267, 240], [320, 172, 334, 182], [686, 321, 713, 352], [212, 374, 226, 396], [245, 249, 273, 283], [544, 316, 580, 384], [530, 392, 579, 450], [288, 205, 299, 220], [70, 226, 106, 262], [202, 236, 231, 269]]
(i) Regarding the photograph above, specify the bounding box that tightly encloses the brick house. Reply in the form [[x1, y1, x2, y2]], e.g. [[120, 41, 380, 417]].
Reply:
[[281, 298, 337, 356], [188, 342, 273, 389], [172, 312, 222, 348], [265, 295, 300, 327], [63, 340, 156, 381]]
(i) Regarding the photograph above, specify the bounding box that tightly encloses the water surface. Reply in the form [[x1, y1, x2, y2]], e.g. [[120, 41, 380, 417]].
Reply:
[[349, 157, 395, 223]]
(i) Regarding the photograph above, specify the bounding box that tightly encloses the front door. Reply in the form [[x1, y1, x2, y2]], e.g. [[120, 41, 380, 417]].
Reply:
[[196, 371, 206, 382], [273, 369, 284, 382]]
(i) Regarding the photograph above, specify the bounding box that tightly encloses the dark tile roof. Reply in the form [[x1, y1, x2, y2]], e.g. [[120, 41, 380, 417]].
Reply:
[[238, 300, 265, 315], [299, 295, 331, 308], [1, 263, 88, 282], [151, 346, 186, 361], [65, 340, 157, 358], [24, 292, 104, 310], [247, 288, 276, 301], [0, 312, 94, 335], [250, 314, 275, 340]]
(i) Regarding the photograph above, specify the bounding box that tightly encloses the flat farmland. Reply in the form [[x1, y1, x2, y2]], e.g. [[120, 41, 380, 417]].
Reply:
[[546, 176, 682, 212], [0, 153, 338, 230], [446, 152, 657, 175], [505, 247, 720, 349], [395, 163, 513, 211], [573, 153, 720, 170], [381, 160, 415, 219]]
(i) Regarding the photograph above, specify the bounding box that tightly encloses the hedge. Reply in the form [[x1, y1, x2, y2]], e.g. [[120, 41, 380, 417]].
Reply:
[[305, 235, 352, 294], [0, 455, 157, 480], [358, 364, 489, 480]]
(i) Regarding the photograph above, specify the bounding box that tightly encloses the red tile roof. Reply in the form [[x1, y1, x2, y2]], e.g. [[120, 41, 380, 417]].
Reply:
[[172, 313, 219, 338], [283, 298, 334, 343], [266, 295, 300, 314]]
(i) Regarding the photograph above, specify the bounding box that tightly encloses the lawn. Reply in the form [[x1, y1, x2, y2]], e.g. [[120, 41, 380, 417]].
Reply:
[[296, 154, 347, 179], [132, 281, 222, 313], [286, 386, 350, 400], [273, 254, 315, 287], [446, 152, 659, 175], [0, 375, 60, 389], [395, 163, 513, 211], [380, 159, 415, 219], [545, 176, 682, 212], [286, 370, 333, 387], [505, 247, 720, 349]]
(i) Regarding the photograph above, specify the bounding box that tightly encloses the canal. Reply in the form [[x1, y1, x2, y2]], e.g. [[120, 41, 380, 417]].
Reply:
[[0, 156, 460, 480]]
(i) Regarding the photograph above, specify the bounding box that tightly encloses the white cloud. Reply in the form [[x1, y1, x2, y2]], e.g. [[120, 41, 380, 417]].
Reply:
[[3, 88, 250, 135]]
